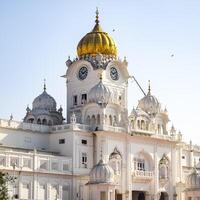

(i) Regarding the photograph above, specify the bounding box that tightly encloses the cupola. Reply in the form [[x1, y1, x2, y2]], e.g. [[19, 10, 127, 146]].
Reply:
[[88, 159, 114, 184], [24, 81, 63, 125], [32, 83, 56, 112], [138, 81, 160, 115], [88, 75, 111, 107]]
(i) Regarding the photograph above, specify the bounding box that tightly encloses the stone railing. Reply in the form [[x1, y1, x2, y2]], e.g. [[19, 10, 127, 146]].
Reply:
[[132, 170, 153, 181], [50, 123, 90, 132], [51, 123, 126, 133], [96, 125, 126, 133], [0, 118, 126, 134], [183, 144, 200, 152], [152, 134, 181, 142], [130, 128, 181, 142], [130, 129, 154, 136], [0, 119, 50, 133]]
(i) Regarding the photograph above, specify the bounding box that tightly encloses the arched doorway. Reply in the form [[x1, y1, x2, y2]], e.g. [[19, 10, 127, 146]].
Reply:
[[138, 192, 145, 200], [115, 190, 122, 200], [132, 191, 146, 200], [159, 192, 169, 200]]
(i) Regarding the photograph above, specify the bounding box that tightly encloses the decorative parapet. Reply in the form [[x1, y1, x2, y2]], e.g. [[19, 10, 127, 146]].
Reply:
[[0, 119, 50, 133], [0, 118, 126, 134], [50, 123, 90, 132], [183, 143, 200, 152], [51, 124, 126, 133], [97, 124, 126, 133], [132, 170, 153, 182], [130, 129, 181, 142]]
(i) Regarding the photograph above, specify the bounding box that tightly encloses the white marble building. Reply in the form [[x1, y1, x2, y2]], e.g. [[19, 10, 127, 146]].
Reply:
[[0, 9, 200, 200]]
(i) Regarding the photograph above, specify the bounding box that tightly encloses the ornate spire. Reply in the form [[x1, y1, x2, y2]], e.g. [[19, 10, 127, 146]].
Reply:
[[92, 8, 103, 32], [148, 80, 151, 94], [95, 7, 99, 25], [43, 79, 46, 91]]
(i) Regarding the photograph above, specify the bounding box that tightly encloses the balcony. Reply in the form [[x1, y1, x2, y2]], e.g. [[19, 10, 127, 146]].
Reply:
[[132, 170, 153, 182]]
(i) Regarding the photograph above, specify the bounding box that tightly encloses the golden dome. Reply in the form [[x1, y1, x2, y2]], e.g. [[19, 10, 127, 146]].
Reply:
[[77, 9, 117, 57]]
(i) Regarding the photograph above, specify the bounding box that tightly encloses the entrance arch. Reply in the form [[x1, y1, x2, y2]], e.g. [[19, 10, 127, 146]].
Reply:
[[159, 192, 169, 200], [132, 191, 146, 200], [138, 192, 145, 200]]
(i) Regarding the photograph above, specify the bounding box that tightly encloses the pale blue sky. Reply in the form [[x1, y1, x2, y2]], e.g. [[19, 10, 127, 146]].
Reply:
[[1, 0, 200, 144]]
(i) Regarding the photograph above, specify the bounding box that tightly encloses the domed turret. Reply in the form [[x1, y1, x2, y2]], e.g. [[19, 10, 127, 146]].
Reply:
[[77, 9, 117, 58], [138, 81, 160, 115], [32, 84, 56, 112], [89, 159, 114, 184], [88, 76, 111, 107], [23, 82, 63, 125], [187, 168, 200, 189]]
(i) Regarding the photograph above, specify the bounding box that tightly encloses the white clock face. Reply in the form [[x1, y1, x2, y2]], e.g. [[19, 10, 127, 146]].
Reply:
[[110, 67, 119, 80], [78, 67, 88, 80]]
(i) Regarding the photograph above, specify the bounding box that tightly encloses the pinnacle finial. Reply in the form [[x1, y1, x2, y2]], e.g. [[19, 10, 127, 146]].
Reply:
[[43, 79, 46, 91], [95, 7, 99, 25], [148, 80, 151, 94]]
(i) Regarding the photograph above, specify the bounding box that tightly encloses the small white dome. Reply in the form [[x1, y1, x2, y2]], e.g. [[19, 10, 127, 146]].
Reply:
[[88, 78, 111, 107], [138, 84, 160, 115], [89, 159, 114, 184], [187, 168, 200, 189], [32, 89, 56, 112]]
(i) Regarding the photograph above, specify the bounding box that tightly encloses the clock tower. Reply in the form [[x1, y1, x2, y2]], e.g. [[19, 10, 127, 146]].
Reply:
[[64, 9, 130, 131]]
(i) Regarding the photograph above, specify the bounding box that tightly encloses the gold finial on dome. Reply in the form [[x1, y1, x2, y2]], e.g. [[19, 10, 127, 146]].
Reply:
[[95, 7, 99, 25], [77, 9, 117, 57], [92, 8, 103, 32]]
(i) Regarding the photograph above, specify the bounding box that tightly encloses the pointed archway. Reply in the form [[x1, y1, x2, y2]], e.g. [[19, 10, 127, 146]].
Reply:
[[159, 192, 169, 200]]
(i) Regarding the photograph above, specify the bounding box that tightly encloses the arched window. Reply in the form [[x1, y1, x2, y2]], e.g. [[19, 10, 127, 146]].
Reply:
[[91, 115, 96, 125], [109, 115, 112, 126], [86, 116, 90, 125], [42, 118, 47, 125], [97, 114, 100, 125], [141, 120, 145, 130], [137, 120, 141, 129], [37, 118, 41, 124], [113, 116, 117, 126], [133, 150, 154, 172], [109, 148, 122, 175], [159, 154, 169, 180]]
